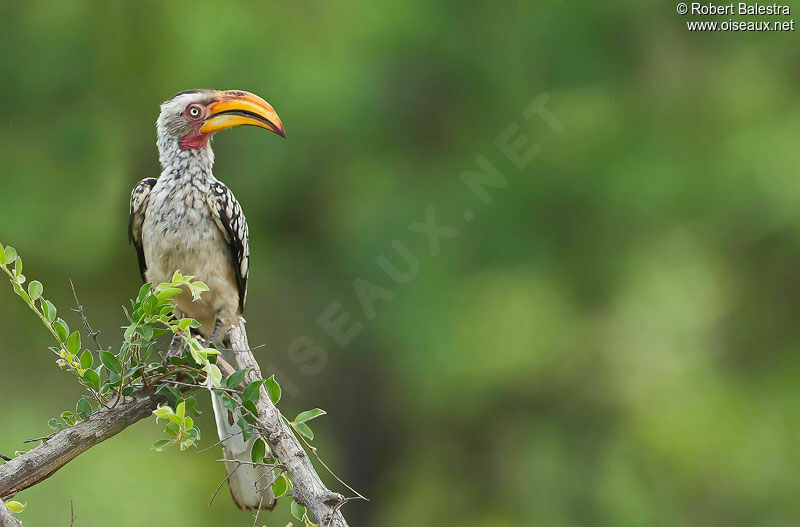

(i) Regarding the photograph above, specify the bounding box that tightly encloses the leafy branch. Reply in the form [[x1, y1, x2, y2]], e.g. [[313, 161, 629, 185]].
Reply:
[[0, 241, 356, 526]]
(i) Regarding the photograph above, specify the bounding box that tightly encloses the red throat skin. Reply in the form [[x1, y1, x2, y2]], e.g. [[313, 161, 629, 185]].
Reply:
[[179, 131, 210, 150]]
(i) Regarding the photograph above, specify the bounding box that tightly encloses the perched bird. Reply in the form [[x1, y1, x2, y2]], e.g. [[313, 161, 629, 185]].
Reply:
[[128, 89, 285, 509]]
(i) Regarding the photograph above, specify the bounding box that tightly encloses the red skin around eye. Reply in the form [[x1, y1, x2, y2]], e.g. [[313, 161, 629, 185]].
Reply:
[[179, 106, 209, 150]]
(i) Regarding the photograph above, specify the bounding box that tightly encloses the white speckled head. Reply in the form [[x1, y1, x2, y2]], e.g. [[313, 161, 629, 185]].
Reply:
[[156, 89, 218, 173], [157, 89, 217, 140]]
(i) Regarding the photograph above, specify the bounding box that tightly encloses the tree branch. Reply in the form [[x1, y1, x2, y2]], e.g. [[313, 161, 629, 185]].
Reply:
[[0, 320, 353, 526], [0, 499, 22, 527], [226, 319, 350, 527], [0, 389, 163, 500]]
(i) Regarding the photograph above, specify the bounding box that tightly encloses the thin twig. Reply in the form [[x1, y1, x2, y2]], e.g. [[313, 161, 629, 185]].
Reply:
[[166, 380, 237, 394], [194, 429, 246, 455], [251, 467, 285, 527], [208, 463, 240, 506], [295, 432, 368, 501], [213, 343, 268, 353], [22, 435, 53, 444], [255, 467, 285, 494], [253, 493, 265, 527], [69, 279, 103, 351], [0, 454, 10, 462], [215, 459, 282, 469], [68, 500, 76, 527]]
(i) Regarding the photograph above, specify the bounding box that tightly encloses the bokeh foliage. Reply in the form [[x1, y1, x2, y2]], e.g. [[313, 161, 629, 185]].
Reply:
[[2, 1, 800, 525]]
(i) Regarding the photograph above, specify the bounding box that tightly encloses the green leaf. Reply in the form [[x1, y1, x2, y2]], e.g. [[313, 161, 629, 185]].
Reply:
[[203, 362, 223, 388], [272, 473, 288, 498], [82, 369, 100, 391], [251, 438, 266, 463], [123, 323, 138, 341], [27, 280, 43, 301], [220, 394, 238, 412], [0, 244, 5, 265], [76, 398, 92, 418], [165, 421, 180, 436], [152, 439, 172, 451], [237, 417, 254, 442], [137, 283, 151, 303], [294, 422, 314, 440], [156, 385, 180, 407], [186, 427, 200, 441], [225, 368, 249, 389], [11, 281, 30, 303], [121, 386, 134, 396], [265, 375, 281, 405], [47, 418, 63, 432], [188, 280, 209, 301], [53, 319, 69, 343], [60, 411, 75, 425], [294, 408, 326, 424], [67, 331, 81, 354], [183, 416, 194, 430], [169, 355, 188, 366], [2, 246, 17, 265], [80, 350, 93, 369], [242, 399, 258, 421], [99, 350, 122, 375], [291, 500, 306, 520], [138, 325, 154, 341], [242, 379, 264, 402], [176, 400, 186, 419], [183, 396, 198, 415], [156, 287, 182, 301], [43, 299, 57, 323], [153, 405, 173, 419], [5, 500, 25, 514]]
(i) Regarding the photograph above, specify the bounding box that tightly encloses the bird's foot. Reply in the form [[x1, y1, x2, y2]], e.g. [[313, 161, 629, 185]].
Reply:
[[207, 318, 224, 349], [166, 333, 184, 358]]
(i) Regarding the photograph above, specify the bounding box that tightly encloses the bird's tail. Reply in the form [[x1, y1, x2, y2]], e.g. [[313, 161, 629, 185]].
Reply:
[[211, 391, 276, 510]]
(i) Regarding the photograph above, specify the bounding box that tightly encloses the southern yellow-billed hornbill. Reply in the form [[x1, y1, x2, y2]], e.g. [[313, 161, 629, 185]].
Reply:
[[128, 89, 285, 510]]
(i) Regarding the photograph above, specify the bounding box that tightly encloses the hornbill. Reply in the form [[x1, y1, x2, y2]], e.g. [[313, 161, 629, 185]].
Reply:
[[128, 89, 285, 510]]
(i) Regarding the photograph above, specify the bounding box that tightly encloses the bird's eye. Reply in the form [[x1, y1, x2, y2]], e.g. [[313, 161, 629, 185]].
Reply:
[[187, 105, 202, 118]]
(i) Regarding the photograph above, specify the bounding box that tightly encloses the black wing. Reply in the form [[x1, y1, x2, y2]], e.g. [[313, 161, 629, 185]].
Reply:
[[206, 180, 250, 313], [128, 178, 157, 282]]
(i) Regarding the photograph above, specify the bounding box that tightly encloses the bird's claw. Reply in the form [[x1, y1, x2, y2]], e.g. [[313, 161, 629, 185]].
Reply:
[[166, 333, 184, 358]]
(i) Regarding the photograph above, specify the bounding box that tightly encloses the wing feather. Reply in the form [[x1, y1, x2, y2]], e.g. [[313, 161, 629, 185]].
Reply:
[[206, 181, 250, 313], [128, 178, 157, 282]]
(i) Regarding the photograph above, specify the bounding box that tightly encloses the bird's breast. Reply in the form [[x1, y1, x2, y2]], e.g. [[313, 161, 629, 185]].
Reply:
[[141, 178, 240, 333], [141, 178, 230, 283]]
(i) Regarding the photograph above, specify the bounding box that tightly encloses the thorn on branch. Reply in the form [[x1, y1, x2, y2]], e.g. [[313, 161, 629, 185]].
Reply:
[[325, 495, 365, 527], [323, 492, 345, 506], [22, 435, 53, 444]]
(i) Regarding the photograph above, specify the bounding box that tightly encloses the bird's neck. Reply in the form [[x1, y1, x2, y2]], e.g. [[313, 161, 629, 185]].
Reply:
[[156, 135, 216, 182]]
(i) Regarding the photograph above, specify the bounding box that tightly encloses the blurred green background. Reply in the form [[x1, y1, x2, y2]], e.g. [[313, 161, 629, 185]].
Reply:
[[2, 1, 800, 526]]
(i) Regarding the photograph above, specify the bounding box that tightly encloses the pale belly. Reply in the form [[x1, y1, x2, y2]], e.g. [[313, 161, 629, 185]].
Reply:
[[141, 186, 240, 336]]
